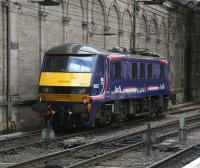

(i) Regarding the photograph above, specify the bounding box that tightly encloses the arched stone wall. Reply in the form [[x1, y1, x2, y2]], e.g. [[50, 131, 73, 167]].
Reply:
[[90, 0, 106, 49], [149, 15, 158, 53], [159, 19, 167, 57], [121, 8, 133, 50], [137, 13, 148, 50], [67, 0, 84, 43], [107, 1, 120, 49], [177, 23, 186, 90]]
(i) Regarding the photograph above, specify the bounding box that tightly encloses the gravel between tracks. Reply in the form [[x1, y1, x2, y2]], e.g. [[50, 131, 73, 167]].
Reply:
[[92, 139, 200, 168], [93, 114, 200, 168], [0, 109, 200, 168]]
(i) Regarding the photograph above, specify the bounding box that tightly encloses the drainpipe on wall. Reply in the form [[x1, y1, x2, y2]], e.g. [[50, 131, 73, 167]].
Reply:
[[6, 0, 11, 133]]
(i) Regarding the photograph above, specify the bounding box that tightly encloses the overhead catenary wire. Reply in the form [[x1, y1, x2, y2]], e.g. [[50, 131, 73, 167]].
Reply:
[[18, 0, 193, 36], [1, 10, 195, 43], [4, 0, 197, 46], [12, 0, 192, 35], [0, 2, 190, 59], [8, 2, 191, 38], [11, 0, 170, 33]]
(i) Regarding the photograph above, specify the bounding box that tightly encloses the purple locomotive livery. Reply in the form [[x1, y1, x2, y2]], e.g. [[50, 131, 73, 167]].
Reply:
[[36, 44, 172, 128]]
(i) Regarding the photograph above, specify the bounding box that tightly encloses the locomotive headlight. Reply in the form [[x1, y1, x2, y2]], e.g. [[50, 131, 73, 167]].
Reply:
[[39, 87, 52, 93], [78, 88, 86, 94], [43, 87, 49, 93], [70, 88, 86, 94]]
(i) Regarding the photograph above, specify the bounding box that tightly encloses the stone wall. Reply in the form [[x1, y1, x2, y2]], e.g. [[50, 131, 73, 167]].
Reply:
[[191, 11, 200, 101], [0, 0, 198, 131]]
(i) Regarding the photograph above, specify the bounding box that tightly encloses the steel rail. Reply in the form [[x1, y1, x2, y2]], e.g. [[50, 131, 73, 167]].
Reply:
[[169, 105, 200, 115], [0, 118, 146, 155], [169, 102, 200, 115], [147, 141, 200, 168], [7, 114, 200, 168], [0, 130, 41, 143], [171, 102, 198, 109], [1, 102, 198, 154], [66, 122, 200, 168]]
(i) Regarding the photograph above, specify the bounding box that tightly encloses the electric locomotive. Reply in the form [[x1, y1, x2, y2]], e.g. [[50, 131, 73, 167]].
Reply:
[[35, 43, 171, 128]]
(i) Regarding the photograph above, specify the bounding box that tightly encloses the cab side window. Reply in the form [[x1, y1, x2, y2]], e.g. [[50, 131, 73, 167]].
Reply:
[[160, 64, 165, 79], [132, 63, 137, 79], [114, 61, 121, 79], [96, 56, 104, 75], [148, 64, 152, 79], [140, 63, 145, 79]]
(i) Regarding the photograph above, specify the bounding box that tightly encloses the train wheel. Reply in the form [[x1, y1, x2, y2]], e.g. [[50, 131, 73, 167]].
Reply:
[[52, 113, 60, 129], [80, 112, 91, 125], [155, 106, 164, 117]]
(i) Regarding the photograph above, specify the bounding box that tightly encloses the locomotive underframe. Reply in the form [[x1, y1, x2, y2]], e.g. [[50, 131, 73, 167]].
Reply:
[[95, 95, 169, 125], [41, 94, 169, 128]]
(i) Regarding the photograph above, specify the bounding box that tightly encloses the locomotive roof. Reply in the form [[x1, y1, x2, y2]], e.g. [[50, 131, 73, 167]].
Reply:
[[46, 43, 100, 55], [107, 54, 168, 61], [45, 43, 168, 61]]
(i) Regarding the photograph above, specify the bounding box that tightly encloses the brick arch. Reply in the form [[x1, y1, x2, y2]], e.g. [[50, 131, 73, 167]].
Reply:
[[149, 15, 158, 36], [65, 0, 86, 19], [107, 1, 121, 49], [149, 15, 158, 52], [121, 8, 133, 49], [169, 17, 177, 44], [121, 7, 133, 30], [137, 9, 148, 26], [159, 19, 167, 56], [90, 0, 106, 49], [91, 0, 107, 24], [107, 1, 121, 26], [67, 0, 85, 43], [136, 12, 148, 50]]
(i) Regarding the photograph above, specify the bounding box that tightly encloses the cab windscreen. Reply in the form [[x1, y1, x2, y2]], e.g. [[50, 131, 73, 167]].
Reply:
[[42, 55, 96, 72]]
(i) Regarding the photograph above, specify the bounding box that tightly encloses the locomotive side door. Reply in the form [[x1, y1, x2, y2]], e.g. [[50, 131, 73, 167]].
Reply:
[[108, 60, 122, 95], [92, 55, 106, 96]]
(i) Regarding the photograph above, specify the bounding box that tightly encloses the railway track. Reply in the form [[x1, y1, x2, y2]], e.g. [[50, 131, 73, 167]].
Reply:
[[171, 102, 197, 109], [147, 141, 200, 168], [65, 122, 200, 168], [0, 118, 146, 155], [0, 107, 198, 157], [6, 113, 200, 168], [0, 102, 198, 167], [169, 102, 200, 115], [0, 130, 41, 153]]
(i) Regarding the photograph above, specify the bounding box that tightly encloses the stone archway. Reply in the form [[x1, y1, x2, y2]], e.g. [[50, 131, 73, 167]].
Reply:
[[67, 0, 85, 43], [121, 9, 133, 50], [107, 2, 120, 49], [90, 0, 106, 49]]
